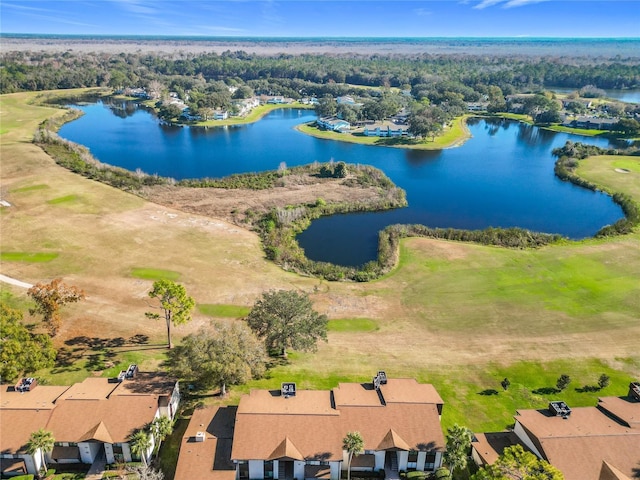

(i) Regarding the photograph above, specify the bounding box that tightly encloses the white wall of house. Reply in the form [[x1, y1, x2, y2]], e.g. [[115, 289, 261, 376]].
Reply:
[[249, 459, 264, 479], [513, 422, 543, 459], [294, 461, 305, 480], [104, 443, 114, 464], [79, 442, 101, 464], [397, 451, 408, 471], [122, 442, 133, 463], [1, 453, 39, 476], [416, 452, 426, 471], [273, 460, 279, 479], [374, 451, 385, 470], [330, 461, 341, 480]]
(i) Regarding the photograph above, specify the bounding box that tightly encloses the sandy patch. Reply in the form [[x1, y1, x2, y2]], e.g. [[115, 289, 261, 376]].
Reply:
[[403, 237, 470, 260], [615, 168, 631, 173]]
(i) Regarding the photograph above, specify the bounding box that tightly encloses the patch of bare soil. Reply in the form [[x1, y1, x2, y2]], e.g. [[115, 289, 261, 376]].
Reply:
[[404, 237, 471, 260], [142, 173, 389, 225]]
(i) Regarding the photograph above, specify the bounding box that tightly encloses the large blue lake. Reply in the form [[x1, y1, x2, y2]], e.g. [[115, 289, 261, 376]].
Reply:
[[59, 101, 624, 267]]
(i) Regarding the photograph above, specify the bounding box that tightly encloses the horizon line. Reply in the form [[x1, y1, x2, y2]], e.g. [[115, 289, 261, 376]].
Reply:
[[2, 33, 640, 40]]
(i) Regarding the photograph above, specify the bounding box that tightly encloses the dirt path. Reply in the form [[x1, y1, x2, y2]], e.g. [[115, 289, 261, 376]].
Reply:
[[0, 273, 33, 289]]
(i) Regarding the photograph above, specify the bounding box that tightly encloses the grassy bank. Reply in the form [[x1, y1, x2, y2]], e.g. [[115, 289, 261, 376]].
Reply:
[[297, 115, 472, 150], [1, 90, 639, 434]]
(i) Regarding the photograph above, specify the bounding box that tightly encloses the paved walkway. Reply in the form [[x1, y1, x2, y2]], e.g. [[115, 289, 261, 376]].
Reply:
[[0, 273, 32, 288], [84, 450, 106, 480]]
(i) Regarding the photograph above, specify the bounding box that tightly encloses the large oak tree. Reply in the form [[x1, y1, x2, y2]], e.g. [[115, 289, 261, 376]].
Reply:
[[246, 290, 328, 357], [0, 303, 56, 381], [169, 321, 266, 395]]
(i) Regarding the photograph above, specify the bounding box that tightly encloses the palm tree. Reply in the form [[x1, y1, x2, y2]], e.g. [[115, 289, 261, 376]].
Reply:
[[129, 430, 152, 467], [26, 428, 55, 475], [342, 431, 364, 480], [150, 416, 174, 458]]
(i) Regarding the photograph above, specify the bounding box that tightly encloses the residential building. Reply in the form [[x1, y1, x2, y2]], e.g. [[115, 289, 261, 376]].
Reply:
[[0, 370, 179, 476], [336, 96, 356, 105], [564, 116, 618, 130], [363, 122, 410, 137], [230, 376, 445, 480], [471, 384, 640, 480], [174, 406, 236, 480], [317, 116, 351, 133], [213, 110, 229, 120]]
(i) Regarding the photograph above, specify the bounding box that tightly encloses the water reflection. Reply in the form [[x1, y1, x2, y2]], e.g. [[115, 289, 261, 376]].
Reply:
[[58, 104, 625, 267]]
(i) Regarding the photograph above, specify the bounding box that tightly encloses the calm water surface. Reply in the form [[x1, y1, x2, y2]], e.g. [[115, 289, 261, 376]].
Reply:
[[60, 101, 624, 267]]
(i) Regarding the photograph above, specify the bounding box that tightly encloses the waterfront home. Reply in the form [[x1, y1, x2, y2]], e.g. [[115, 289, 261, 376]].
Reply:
[[471, 383, 640, 480], [337, 95, 357, 105], [317, 116, 351, 133], [564, 116, 618, 130], [363, 122, 410, 137], [467, 102, 489, 112], [231, 377, 445, 480], [0, 371, 179, 476], [213, 110, 229, 120]]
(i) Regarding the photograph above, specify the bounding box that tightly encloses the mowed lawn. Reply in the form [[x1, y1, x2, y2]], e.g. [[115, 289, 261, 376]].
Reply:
[[1, 91, 639, 432]]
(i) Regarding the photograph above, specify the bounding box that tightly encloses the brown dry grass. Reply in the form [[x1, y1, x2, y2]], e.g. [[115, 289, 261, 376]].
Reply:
[[1, 91, 639, 377]]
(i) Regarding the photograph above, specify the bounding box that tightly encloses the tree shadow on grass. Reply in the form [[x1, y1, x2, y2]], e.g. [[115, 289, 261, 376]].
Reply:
[[576, 385, 601, 393], [532, 387, 560, 395], [478, 389, 500, 396]]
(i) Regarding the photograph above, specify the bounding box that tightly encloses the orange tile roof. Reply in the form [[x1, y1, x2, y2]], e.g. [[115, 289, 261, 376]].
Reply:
[[268, 437, 305, 461], [377, 429, 411, 451], [597, 396, 640, 428], [599, 461, 632, 480], [0, 385, 69, 410], [174, 406, 236, 480], [471, 432, 526, 465], [380, 379, 444, 405], [238, 390, 338, 416], [0, 408, 53, 453], [334, 383, 384, 407], [514, 401, 640, 480], [231, 380, 445, 462], [57, 378, 120, 400], [46, 394, 159, 443]]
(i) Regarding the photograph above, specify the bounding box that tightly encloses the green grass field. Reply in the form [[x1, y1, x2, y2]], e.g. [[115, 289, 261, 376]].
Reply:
[[198, 304, 251, 318], [1, 90, 639, 433], [0, 252, 59, 262], [130, 268, 182, 281]]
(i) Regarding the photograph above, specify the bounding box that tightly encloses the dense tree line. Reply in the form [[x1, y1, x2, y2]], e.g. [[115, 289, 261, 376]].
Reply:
[[2, 49, 639, 95]]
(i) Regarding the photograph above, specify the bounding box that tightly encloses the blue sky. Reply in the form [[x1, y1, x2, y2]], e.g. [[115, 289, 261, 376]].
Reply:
[[1, 0, 639, 37]]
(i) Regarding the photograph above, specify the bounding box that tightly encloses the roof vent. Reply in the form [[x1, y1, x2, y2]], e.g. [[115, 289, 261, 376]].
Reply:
[[549, 401, 571, 418], [281, 382, 296, 398], [16, 378, 37, 392], [195, 431, 205, 442], [125, 364, 138, 379], [373, 371, 387, 390], [629, 382, 640, 401]]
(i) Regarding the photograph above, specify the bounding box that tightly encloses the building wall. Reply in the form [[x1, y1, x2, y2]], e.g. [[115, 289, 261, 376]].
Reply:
[[122, 443, 133, 463], [374, 451, 385, 470], [330, 461, 341, 480], [0, 453, 39, 476], [104, 443, 114, 464], [294, 461, 305, 480], [249, 459, 264, 479], [397, 451, 408, 471], [273, 460, 279, 479], [513, 422, 543, 459], [79, 442, 101, 464]]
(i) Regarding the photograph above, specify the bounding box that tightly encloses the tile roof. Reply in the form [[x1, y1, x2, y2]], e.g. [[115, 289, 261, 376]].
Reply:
[[46, 394, 159, 443], [471, 432, 526, 465], [174, 406, 236, 480], [268, 437, 305, 461], [599, 461, 632, 480], [514, 399, 640, 480], [231, 380, 445, 462]]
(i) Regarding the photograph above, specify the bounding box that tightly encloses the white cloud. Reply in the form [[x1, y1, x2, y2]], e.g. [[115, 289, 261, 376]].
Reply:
[[473, 0, 550, 9], [413, 8, 433, 16]]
